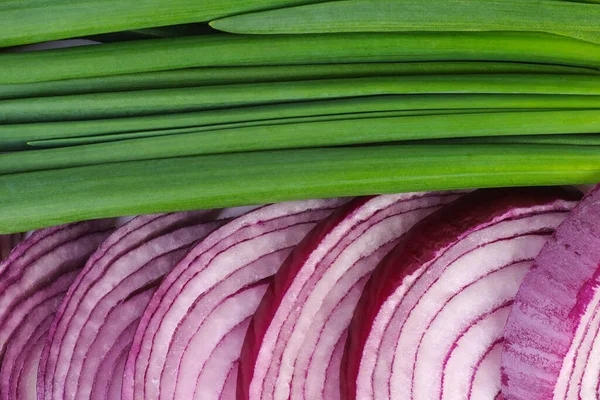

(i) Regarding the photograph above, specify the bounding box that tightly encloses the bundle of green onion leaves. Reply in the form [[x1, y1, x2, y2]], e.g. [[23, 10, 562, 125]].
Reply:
[[1, 0, 600, 233]]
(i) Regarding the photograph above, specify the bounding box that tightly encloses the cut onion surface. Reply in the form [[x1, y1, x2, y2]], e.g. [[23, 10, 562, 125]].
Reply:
[[0, 220, 114, 400], [502, 184, 600, 400], [38, 210, 225, 400], [342, 187, 581, 400], [238, 191, 464, 400], [122, 199, 346, 400], [0, 233, 24, 262]]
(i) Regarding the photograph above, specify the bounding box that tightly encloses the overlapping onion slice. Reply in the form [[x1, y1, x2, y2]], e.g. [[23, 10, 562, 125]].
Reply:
[[0, 220, 114, 400], [38, 210, 225, 400], [342, 188, 580, 400], [238, 191, 463, 400], [122, 199, 345, 400], [502, 184, 600, 400]]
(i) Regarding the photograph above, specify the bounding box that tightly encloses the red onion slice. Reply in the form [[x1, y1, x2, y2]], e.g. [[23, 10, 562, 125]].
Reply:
[[342, 188, 580, 400], [123, 199, 345, 400], [0, 220, 114, 400], [238, 192, 463, 400], [39, 210, 224, 400], [502, 184, 600, 400]]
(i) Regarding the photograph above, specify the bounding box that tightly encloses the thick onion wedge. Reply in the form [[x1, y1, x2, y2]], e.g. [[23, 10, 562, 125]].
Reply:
[[343, 188, 580, 400], [238, 192, 463, 400], [502, 184, 600, 400], [0, 220, 114, 400], [38, 211, 224, 400], [123, 199, 345, 400]]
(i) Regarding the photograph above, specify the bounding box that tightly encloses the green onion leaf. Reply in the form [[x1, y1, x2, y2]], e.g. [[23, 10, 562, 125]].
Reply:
[[0, 143, 598, 234], [437, 134, 600, 146], [2, 110, 600, 175], [210, 0, 600, 44], [0, 0, 327, 48], [3, 62, 598, 100], [2, 32, 600, 84], [3, 75, 600, 123], [4, 94, 600, 150]]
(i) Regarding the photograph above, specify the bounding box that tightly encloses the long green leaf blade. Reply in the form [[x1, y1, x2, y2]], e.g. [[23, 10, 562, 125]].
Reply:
[[440, 134, 600, 145], [0, 144, 598, 233], [3, 110, 600, 174], [3, 75, 600, 123], [0, 0, 327, 48], [2, 32, 600, 84], [3, 61, 598, 100], [4, 94, 600, 150], [210, 0, 600, 43], [28, 109, 516, 148]]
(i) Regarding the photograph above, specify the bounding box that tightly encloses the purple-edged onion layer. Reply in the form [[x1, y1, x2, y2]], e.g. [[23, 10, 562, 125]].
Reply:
[[343, 188, 581, 400], [238, 192, 463, 400], [39, 210, 224, 400], [0, 220, 114, 400], [123, 199, 345, 400], [502, 184, 600, 400]]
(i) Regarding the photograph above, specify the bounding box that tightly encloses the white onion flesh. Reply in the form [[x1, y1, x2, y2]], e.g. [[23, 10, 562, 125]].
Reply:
[[123, 199, 345, 400], [0, 220, 114, 400], [239, 192, 463, 400], [343, 188, 579, 400], [39, 211, 223, 400]]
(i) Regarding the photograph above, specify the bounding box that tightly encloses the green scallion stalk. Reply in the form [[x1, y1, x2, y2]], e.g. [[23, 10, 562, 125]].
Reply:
[[3, 109, 600, 175], [2, 32, 600, 84], [0, 143, 598, 234], [3, 61, 598, 100], [210, 0, 600, 44], [27, 109, 522, 148], [25, 108, 551, 149], [438, 134, 600, 146], [3, 75, 600, 123], [0, 0, 327, 48], [4, 94, 600, 150]]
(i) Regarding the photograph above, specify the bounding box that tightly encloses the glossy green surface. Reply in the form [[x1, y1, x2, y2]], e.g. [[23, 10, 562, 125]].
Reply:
[[2, 32, 600, 84], [211, 0, 600, 44], [3, 75, 600, 123], [0, 143, 598, 233]]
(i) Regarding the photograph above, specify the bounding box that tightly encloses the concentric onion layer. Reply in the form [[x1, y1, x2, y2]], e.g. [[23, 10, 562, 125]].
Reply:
[[343, 188, 580, 400], [0, 220, 114, 400], [240, 192, 463, 400], [39, 210, 224, 400], [123, 199, 345, 400], [502, 184, 600, 400]]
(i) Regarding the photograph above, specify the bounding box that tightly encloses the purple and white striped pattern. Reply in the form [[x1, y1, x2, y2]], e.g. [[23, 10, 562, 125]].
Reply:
[[343, 188, 580, 400], [38, 210, 224, 400], [502, 184, 600, 400], [122, 199, 346, 400], [239, 192, 463, 400], [0, 220, 114, 400]]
